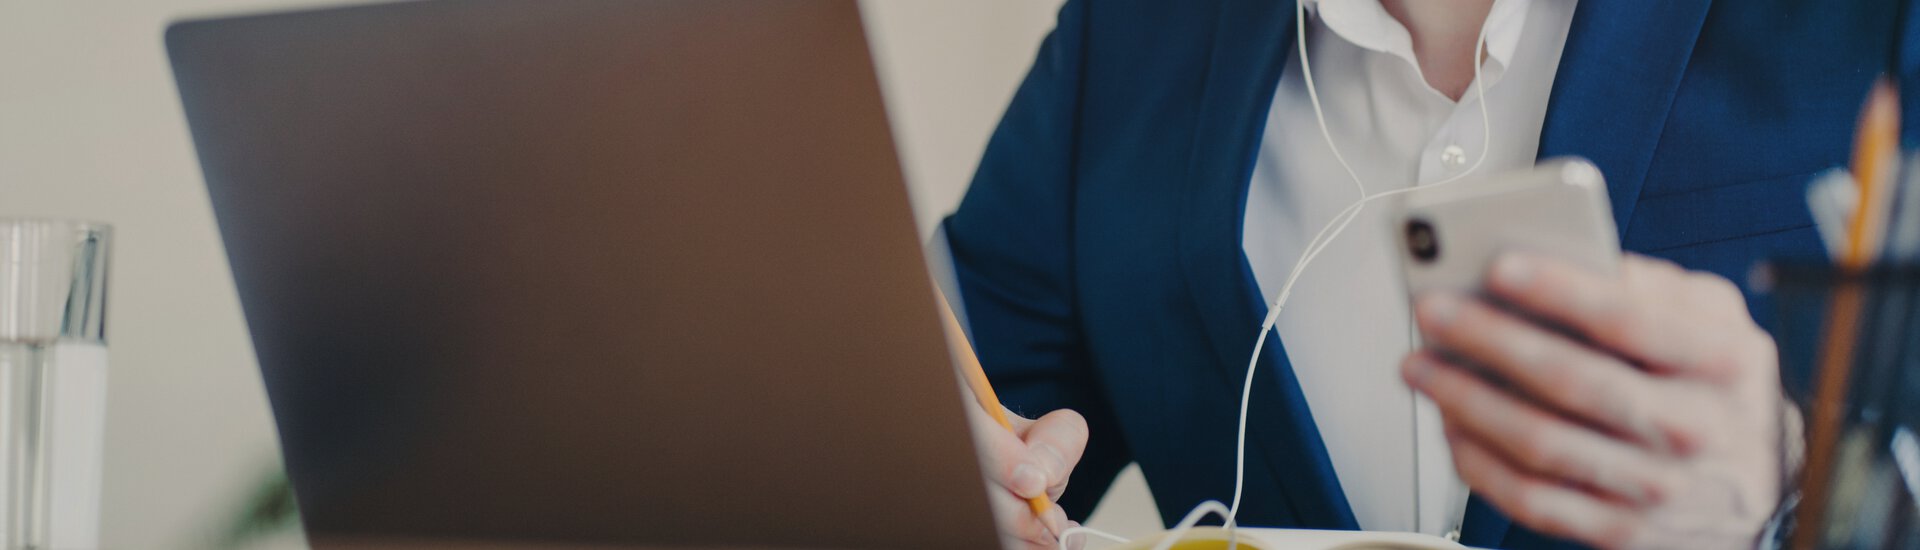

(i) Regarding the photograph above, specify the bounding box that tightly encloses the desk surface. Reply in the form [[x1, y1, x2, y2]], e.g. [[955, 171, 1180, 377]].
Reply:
[[326, 527, 1472, 550]]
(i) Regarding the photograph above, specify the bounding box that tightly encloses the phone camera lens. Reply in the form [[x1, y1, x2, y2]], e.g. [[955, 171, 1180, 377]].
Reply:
[[1406, 219, 1439, 263]]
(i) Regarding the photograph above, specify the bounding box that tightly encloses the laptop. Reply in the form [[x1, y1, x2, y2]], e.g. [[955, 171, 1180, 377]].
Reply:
[[165, 1, 1000, 548]]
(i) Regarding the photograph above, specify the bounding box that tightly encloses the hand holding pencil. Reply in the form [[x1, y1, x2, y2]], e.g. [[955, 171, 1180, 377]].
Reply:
[[935, 290, 1088, 550]]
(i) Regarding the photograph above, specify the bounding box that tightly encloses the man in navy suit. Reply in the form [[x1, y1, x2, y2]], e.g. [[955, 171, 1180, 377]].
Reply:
[[944, 1, 1915, 548]]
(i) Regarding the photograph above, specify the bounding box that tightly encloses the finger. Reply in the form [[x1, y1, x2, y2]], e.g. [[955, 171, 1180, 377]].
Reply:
[[1042, 502, 1069, 542], [1620, 255, 1753, 326], [1448, 431, 1644, 550], [969, 401, 1050, 499], [1022, 409, 1090, 490], [1006, 405, 1037, 432], [1404, 353, 1685, 504], [1412, 295, 1709, 455], [989, 482, 1060, 549], [1482, 253, 1754, 381]]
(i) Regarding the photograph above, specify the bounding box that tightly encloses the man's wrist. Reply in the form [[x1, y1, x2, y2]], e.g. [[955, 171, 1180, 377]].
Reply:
[[1756, 492, 1799, 550], [1759, 395, 1806, 550]]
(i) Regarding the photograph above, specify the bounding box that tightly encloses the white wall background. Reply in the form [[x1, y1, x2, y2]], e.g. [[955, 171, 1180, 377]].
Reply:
[[0, 1, 1158, 547]]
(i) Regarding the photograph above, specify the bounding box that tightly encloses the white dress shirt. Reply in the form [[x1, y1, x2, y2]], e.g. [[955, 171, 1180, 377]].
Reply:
[[1241, 0, 1576, 535]]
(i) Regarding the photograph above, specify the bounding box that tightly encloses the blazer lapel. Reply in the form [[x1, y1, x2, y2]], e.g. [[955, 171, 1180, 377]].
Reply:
[[1464, 1, 1716, 547], [1178, 0, 1358, 530], [1538, 0, 1716, 234]]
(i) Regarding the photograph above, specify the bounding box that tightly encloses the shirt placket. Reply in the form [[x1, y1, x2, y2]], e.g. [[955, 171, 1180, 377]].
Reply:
[[1415, 59, 1507, 187]]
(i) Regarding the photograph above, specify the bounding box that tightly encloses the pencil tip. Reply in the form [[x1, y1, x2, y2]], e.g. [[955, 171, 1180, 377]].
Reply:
[[1869, 76, 1900, 124]]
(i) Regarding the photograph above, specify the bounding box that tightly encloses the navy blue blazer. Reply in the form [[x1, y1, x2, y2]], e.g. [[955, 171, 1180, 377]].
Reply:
[[944, 0, 1920, 548]]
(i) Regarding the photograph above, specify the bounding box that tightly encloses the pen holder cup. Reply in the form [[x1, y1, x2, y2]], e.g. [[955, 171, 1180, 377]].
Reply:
[[1762, 262, 1920, 550]]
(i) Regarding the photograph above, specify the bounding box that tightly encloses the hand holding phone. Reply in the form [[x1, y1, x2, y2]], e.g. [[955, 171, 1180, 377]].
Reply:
[[1395, 159, 1787, 549]]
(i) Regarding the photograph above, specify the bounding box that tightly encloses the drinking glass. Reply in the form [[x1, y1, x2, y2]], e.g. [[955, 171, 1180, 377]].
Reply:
[[0, 220, 110, 550]]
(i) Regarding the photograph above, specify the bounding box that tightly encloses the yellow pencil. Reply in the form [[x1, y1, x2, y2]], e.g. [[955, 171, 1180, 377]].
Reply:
[[933, 289, 1060, 534], [1794, 77, 1900, 550]]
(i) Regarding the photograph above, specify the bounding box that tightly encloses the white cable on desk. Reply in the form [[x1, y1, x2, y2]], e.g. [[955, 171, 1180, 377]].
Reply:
[[1057, 525, 1131, 549]]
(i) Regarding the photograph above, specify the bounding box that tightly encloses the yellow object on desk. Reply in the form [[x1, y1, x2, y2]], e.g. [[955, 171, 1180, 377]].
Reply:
[[1110, 527, 1466, 550]]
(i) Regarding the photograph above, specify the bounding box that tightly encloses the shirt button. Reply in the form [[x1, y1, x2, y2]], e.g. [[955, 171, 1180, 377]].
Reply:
[[1439, 145, 1468, 170]]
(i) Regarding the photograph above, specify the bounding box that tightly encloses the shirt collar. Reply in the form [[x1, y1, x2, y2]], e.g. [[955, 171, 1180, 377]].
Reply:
[[1303, 0, 1533, 71]]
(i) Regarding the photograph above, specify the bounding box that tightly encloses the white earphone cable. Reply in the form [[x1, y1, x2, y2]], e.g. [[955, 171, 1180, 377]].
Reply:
[[1057, 525, 1132, 548], [1054, 500, 1232, 550], [1057, 3, 1499, 548], [1222, 0, 1497, 538]]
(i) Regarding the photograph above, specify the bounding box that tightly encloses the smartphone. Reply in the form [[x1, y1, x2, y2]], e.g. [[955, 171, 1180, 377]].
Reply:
[[1395, 157, 1621, 297]]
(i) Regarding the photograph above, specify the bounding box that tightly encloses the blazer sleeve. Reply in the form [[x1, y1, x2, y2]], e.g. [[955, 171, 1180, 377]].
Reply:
[[939, 0, 1133, 519]]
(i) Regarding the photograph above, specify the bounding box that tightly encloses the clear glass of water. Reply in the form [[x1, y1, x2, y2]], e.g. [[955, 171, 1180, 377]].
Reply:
[[0, 220, 110, 550]]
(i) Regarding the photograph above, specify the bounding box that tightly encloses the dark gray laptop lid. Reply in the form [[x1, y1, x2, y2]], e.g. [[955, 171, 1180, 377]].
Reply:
[[166, 1, 998, 548]]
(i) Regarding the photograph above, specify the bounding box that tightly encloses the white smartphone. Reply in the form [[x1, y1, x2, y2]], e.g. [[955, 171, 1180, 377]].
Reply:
[[1395, 157, 1622, 297]]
